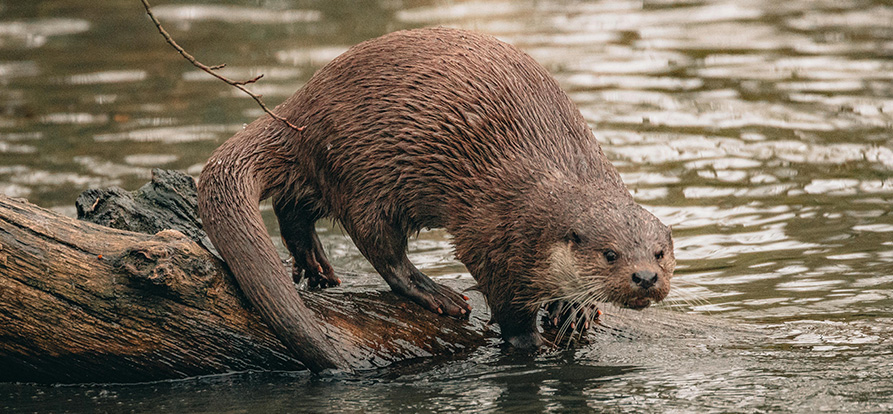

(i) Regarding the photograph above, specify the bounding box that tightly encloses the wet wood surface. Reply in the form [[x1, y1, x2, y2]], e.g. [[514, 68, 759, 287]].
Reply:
[[0, 170, 488, 383]]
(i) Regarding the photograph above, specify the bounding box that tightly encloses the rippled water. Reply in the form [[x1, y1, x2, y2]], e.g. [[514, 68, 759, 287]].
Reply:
[[2, 0, 892, 412]]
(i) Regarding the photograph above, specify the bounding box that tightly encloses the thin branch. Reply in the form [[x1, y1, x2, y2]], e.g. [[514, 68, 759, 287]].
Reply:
[[139, 0, 305, 132]]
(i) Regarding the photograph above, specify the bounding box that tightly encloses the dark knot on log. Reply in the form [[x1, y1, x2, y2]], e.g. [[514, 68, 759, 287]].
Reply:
[[114, 230, 218, 300]]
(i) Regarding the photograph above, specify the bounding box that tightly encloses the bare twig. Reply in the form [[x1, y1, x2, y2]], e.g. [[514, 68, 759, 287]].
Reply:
[[139, 0, 305, 132]]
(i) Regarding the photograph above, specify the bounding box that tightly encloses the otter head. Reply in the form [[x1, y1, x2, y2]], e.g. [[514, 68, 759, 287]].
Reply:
[[529, 197, 675, 313]]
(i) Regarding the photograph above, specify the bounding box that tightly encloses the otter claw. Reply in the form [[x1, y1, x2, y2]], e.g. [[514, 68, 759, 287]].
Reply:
[[545, 301, 599, 333], [396, 274, 472, 318], [291, 249, 340, 290]]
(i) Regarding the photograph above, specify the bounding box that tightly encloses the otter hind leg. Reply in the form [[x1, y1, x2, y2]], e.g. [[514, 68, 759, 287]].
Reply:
[[274, 200, 340, 289], [297, 227, 339, 289], [347, 221, 472, 318]]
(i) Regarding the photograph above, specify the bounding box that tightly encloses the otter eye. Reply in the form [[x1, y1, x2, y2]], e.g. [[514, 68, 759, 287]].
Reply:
[[655, 250, 664, 260], [604, 250, 618, 263]]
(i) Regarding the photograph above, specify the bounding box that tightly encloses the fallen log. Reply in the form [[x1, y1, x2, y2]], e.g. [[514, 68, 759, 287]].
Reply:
[[0, 170, 488, 384]]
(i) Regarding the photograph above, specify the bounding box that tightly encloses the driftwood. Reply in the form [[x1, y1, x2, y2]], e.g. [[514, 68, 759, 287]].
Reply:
[[0, 170, 488, 384]]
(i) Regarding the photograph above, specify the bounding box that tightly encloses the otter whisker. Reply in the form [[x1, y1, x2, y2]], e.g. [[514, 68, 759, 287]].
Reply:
[[553, 301, 599, 347], [530, 275, 610, 309], [658, 279, 710, 312], [554, 305, 580, 345]]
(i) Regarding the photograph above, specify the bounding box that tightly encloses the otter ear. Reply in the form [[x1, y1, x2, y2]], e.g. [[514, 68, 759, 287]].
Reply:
[[566, 230, 583, 245]]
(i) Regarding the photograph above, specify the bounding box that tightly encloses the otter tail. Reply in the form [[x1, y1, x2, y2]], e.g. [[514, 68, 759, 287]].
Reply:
[[197, 131, 348, 373]]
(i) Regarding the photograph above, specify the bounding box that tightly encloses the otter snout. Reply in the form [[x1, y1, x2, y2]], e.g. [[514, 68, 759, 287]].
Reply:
[[631, 270, 658, 290]]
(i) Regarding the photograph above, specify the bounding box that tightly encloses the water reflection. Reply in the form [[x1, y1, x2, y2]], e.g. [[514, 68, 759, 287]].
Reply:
[[93, 124, 237, 143], [0, 17, 89, 49], [151, 4, 321, 25], [0, 0, 892, 411]]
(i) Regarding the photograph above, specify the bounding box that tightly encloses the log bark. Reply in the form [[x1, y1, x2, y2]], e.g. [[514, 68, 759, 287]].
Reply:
[[0, 170, 488, 383]]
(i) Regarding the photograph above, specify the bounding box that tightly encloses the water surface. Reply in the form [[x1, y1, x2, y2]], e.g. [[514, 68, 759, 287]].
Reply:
[[1, 0, 891, 412]]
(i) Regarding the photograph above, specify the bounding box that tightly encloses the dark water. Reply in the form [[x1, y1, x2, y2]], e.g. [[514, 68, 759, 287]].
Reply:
[[2, 0, 892, 412]]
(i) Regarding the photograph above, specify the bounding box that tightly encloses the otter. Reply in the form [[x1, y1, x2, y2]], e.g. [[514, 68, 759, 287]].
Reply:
[[197, 27, 675, 371]]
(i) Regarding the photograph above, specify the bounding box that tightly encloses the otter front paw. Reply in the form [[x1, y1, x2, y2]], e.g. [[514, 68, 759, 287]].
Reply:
[[544, 301, 600, 333], [398, 277, 472, 319]]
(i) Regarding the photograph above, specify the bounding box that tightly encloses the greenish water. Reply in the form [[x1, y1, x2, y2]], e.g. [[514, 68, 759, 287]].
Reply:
[[1, 0, 892, 412]]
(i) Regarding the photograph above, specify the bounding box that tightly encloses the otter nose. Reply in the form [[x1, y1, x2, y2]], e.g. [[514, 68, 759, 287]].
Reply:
[[632, 270, 658, 289]]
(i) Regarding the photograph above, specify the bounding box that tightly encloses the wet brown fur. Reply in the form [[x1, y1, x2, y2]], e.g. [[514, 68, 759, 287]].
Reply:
[[198, 27, 674, 365]]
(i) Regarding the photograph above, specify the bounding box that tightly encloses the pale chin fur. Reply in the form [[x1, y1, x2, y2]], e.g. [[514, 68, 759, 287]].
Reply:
[[526, 242, 586, 310], [546, 242, 581, 293]]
